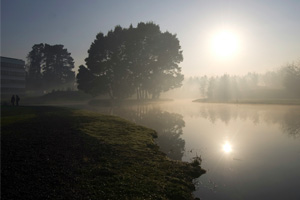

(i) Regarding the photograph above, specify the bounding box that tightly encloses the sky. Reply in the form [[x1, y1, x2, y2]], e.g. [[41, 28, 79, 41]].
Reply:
[[1, 0, 300, 77]]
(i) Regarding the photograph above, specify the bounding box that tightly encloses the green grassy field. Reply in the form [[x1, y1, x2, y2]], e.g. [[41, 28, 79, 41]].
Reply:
[[1, 106, 205, 200]]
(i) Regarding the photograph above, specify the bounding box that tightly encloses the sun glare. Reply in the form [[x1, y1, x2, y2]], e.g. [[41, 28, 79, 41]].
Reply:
[[212, 30, 238, 58], [222, 141, 233, 154]]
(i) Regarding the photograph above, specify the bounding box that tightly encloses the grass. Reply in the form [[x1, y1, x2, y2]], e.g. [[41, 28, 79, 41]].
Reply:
[[21, 91, 92, 105], [88, 98, 173, 107], [1, 106, 205, 200]]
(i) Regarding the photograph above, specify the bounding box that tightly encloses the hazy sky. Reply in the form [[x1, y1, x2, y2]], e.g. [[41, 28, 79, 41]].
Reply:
[[1, 0, 300, 77]]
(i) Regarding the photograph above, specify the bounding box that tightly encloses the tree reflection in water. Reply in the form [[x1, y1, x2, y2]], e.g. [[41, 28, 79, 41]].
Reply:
[[140, 110, 185, 160], [85, 102, 300, 163], [97, 105, 186, 160], [281, 110, 300, 138], [194, 104, 300, 138]]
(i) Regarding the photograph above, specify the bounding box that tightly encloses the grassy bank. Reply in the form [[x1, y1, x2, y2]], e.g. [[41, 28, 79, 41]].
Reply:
[[88, 98, 173, 107], [1, 91, 173, 107], [1, 106, 205, 200]]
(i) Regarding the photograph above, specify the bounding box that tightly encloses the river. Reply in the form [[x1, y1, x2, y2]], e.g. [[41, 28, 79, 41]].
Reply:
[[81, 100, 300, 200]]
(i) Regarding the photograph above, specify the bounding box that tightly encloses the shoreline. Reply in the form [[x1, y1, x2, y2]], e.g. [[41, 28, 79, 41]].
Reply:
[[1, 106, 205, 200]]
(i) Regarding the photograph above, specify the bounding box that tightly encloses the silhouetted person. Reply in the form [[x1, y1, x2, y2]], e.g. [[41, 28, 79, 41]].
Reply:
[[11, 95, 15, 106], [16, 95, 20, 106]]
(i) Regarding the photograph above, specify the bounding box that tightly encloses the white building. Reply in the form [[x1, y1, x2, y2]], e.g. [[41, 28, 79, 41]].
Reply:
[[1, 56, 26, 97]]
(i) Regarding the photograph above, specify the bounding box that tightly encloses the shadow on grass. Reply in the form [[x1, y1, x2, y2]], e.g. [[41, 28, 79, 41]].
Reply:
[[1, 106, 205, 200]]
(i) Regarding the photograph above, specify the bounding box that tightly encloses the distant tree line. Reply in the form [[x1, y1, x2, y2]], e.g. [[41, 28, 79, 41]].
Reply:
[[26, 43, 75, 92], [77, 22, 184, 100], [169, 62, 300, 101], [281, 63, 300, 95]]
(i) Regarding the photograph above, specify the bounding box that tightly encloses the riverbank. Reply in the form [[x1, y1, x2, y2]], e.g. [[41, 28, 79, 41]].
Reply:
[[193, 98, 300, 105], [1, 91, 173, 107], [1, 106, 205, 200]]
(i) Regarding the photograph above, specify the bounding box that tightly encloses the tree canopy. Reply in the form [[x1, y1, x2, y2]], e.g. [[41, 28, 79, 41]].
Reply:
[[77, 22, 184, 99], [26, 43, 75, 91], [282, 63, 300, 97]]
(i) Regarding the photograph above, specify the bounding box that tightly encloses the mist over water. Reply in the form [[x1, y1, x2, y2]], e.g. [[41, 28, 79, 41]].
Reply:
[[80, 100, 300, 200], [2, 1, 300, 199]]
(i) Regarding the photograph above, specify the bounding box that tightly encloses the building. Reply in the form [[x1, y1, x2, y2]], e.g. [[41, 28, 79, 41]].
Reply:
[[1, 56, 26, 97]]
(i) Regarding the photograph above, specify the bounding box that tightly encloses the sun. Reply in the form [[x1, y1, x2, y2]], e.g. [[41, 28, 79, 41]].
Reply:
[[212, 30, 238, 58], [222, 141, 232, 154]]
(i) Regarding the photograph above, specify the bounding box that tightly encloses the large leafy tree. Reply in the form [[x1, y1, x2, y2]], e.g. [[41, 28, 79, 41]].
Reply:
[[26, 43, 45, 90], [84, 26, 134, 99], [128, 23, 184, 99], [43, 44, 75, 88], [26, 43, 75, 91], [77, 22, 184, 100]]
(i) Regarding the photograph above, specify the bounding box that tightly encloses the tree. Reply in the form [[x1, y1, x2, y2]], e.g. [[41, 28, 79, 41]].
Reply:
[[26, 43, 75, 91], [127, 23, 184, 99], [42, 44, 75, 89], [82, 27, 134, 99], [282, 63, 300, 97], [77, 64, 112, 97], [77, 22, 184, 100], [217, 74, 231, 101], [206, 77, 216, 100], [199, 75, 208, 98], [26, 43, 45, 90]]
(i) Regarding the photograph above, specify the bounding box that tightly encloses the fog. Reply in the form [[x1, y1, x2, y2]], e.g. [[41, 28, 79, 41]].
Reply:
[[2, 1, 300, 199], [162, 62, 300, 102], [70, 99, 300, 200]]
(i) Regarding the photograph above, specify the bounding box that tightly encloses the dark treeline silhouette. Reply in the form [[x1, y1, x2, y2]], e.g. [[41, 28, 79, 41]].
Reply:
[[77, 22, 184, 100], [165, 61, 300, 101], [26, 43, 75, 93]]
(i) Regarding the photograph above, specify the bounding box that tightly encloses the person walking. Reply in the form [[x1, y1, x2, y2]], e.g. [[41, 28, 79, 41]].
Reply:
[[16, 95, 20, 106], [11, 95, 15, 106]]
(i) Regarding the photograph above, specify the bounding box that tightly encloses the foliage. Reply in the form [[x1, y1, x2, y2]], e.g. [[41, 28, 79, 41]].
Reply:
[[26, 43, 44, 89], [77, 22, 184, 100], [174, 62, 300, 102], [26, 43, 75, 92], [281, 62, 300, 97], [191, 155, 202, 167]]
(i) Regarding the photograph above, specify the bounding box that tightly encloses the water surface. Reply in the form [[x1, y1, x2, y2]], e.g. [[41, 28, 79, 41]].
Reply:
[[84, 100, 300, 200]]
